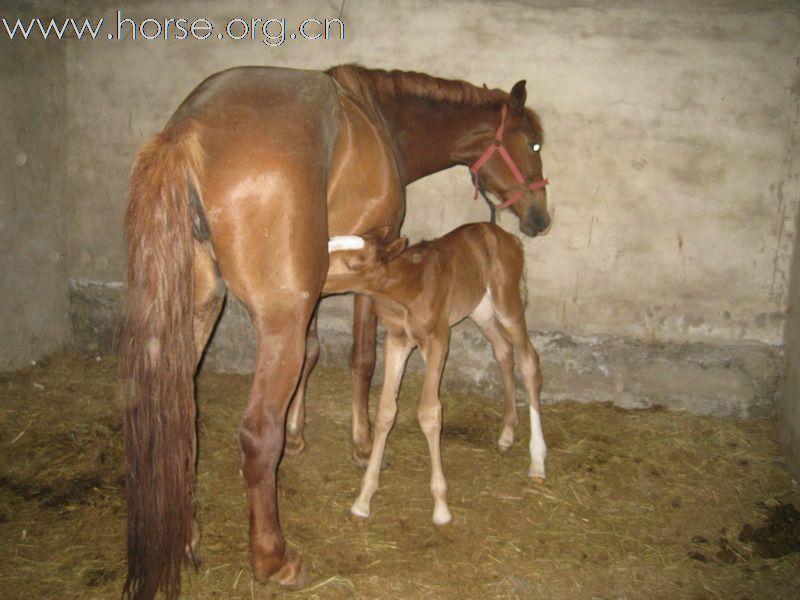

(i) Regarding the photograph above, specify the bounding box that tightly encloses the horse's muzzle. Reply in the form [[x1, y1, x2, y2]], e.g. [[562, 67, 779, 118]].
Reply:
[[519, 207, 551, 237]]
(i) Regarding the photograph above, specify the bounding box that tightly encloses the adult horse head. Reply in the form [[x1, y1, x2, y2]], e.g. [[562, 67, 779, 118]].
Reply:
[[336, 66, 551, 237], [465, 81, 550, 237]]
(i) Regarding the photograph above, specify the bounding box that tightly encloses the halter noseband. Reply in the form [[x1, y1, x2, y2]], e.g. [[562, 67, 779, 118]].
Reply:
[[469, 104, 549, 212]]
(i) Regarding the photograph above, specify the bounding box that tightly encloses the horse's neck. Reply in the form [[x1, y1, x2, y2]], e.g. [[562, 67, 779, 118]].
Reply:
[[369, 250, 436, 316], [377, 97, 496, 185]]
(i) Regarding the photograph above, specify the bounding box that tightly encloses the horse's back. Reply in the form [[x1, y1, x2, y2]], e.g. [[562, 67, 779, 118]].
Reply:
[[166, 67, 341, 311], [434, 223, 525, 312], [170, 66, 339, 134]]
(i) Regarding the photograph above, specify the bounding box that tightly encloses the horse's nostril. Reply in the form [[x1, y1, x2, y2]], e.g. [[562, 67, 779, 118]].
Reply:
[[519, 210, 551, 238]]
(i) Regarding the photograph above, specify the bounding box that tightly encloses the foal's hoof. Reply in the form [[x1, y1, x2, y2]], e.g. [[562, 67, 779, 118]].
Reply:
[[266, 551, 310, 589], [352, 447, 372, 468], [432, 506, 453, 526], [528, 462, 546, 483], [497, 430, 514, 453], [351, 501, 370, 520], [284, 436, 306, 456]]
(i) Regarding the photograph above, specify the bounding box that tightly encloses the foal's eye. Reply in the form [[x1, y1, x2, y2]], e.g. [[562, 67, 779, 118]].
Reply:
[[530, 142, 541, 153]]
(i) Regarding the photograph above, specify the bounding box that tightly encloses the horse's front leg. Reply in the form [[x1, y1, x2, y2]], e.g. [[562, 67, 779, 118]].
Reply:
[[418, 331, 452, 526], [350, 294, 377, 466], [352, 332, 413, 519], [285, 311, 320, 455]]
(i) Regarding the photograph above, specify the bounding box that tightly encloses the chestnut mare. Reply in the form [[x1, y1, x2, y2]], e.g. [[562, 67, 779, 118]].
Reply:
[[121, 64, 549, 599]]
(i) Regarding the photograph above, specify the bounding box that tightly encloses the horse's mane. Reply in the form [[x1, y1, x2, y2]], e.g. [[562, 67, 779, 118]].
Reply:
[[327, 64, 543, 137], [327, 64, 510, 108]]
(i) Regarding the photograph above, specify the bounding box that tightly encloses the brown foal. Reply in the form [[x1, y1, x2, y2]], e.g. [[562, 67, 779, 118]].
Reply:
[[325, 223, 547, 525]]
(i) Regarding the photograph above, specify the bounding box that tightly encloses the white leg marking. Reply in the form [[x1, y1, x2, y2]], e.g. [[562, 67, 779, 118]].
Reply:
[[528, 407, 547, 480]]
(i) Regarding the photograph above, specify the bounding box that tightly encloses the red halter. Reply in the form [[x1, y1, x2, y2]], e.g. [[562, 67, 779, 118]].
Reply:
[[469, 104, 549, 211]]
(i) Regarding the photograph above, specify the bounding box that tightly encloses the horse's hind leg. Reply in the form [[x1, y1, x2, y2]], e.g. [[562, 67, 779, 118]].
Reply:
[[185, 240, 226, 562], [285, 311, 319, 455], [193, 240, 226, 368], [239, 309, 312, 584], [221, 205, 325, 587], [496, 310, 546, 481], [238, 325, 308, 584], [471, 303, 518, 453]]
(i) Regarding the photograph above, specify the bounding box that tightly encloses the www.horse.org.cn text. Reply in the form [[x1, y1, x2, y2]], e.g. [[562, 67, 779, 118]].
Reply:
[[1, 13, 346, 46]]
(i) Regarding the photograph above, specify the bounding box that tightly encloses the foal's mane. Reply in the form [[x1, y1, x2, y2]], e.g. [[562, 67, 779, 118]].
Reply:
[[327, 64, 543, 135]]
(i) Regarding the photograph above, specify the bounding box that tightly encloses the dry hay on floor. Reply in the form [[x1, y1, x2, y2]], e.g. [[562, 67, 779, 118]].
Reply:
[[0, 352, 798, 599]]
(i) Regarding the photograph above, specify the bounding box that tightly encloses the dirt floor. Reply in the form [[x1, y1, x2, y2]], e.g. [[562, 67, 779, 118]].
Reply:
[[0, 352, 799, 599]]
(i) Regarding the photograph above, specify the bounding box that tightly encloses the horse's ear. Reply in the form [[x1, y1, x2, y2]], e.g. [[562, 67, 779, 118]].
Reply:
[[382, 236, 408, 262], [509, 80, 527, 114]]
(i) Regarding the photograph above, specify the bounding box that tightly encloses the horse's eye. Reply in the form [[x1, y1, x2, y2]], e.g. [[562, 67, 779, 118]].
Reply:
[[530, 142, 541, 152]]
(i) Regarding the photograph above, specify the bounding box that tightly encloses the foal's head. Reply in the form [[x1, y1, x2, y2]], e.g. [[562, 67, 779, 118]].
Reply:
[[472, 81, 551, 238], [325, 228, 408, 294]]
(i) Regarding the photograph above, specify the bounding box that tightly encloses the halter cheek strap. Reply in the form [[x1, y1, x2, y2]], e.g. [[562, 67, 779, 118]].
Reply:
[[469, 104, 549, 211]]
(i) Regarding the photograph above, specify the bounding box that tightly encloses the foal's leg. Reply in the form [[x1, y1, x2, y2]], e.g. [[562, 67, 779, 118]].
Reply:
[[418, 332, 452, 525], [470, 301, 518, 452], [352, 332, 413, 519], [478, 320, 518, 451], [350, 294, 378, 467], [285, 311, 319, 455], [498, 312, 546, 481]]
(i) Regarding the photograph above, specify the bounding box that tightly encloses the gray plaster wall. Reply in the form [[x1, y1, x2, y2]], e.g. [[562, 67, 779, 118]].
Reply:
[[62, 0, 800, 345], [0, 1, 70, 370], [779, 204, 800, 478], [5, 1, 800, 419]]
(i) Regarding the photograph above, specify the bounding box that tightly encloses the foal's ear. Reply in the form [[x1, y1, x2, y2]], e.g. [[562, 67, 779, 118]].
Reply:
[[382, 236, 408, 262], [509, 80, 527, 114]]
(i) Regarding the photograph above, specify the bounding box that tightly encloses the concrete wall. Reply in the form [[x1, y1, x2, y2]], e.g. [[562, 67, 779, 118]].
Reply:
[[7, 1, 800, 417], [779, 203, 800, 479], [0, 1, 70, 370]]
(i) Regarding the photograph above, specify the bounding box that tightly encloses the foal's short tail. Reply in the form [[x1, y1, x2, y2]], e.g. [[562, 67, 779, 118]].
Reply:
[[121, 125, 204, 600]]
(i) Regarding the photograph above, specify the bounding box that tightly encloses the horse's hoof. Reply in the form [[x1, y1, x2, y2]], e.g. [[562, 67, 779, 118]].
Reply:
[[497, 441, 513, 454], [185, 518, 202, 567], [267, 551, 309, 588], [497, 430, 514, 453], [352, 447, 371, 468], [351, 500, 371, 520], [284, 436, 306, 456], [433, 506, 452, 526], [528, 463, 546, 482], [350, 512, 369, 526]]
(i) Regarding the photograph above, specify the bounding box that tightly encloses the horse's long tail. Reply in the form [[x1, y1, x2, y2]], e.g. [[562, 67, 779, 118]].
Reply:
[[121, 126, 204, 600]]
